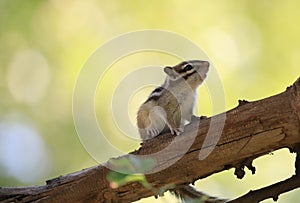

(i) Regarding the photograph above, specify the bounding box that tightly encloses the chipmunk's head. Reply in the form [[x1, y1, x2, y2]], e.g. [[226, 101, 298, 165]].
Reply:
[[164, 60, 209, 87]]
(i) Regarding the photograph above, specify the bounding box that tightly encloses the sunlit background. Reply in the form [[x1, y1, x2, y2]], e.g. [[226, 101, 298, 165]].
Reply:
[[0, 1, 300, 202]]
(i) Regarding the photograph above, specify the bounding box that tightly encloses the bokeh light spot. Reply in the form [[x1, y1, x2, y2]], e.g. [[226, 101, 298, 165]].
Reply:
[[0, 115, 51, 184], [7, 49, 50, 104]]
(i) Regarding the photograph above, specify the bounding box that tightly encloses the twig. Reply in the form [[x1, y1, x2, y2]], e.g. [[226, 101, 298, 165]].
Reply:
[[229, 175, 300, 203]]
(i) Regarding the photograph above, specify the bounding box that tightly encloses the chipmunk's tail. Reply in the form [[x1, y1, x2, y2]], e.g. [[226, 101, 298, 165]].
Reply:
[[170, 185, 227, 203]]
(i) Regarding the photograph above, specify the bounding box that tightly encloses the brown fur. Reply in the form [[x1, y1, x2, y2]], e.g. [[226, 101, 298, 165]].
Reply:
[[137, 60, 209, 140]]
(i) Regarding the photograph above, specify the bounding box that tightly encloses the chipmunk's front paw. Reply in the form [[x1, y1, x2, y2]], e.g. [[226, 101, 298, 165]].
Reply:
[[170, 127, 184, 135]]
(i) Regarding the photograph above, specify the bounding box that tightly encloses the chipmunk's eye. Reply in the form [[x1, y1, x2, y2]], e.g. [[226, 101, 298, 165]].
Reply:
[[183, 64, 193, 72]]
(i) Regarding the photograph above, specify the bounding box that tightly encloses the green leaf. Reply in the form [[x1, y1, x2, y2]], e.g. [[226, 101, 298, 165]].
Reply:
[[108, 155, 156, 174], [106, 156, 156, 189], [107, 171, 151, 189]]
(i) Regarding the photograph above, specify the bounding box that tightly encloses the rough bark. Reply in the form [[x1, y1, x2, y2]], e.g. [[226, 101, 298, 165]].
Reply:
[[0, 78, 300, 203]]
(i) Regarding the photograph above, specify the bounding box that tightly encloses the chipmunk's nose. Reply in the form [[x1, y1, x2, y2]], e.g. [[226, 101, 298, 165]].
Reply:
[[203, 61, 210, 68]]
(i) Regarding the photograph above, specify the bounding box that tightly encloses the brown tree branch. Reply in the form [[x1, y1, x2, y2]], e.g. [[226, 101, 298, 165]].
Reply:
[[229, 175, 300, 203], [0, 77, 300, 203], [229, 144, 300, 203]]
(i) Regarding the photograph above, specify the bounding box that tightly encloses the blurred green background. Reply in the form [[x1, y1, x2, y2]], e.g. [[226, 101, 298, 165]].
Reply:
[[0, 0, 299, 202]]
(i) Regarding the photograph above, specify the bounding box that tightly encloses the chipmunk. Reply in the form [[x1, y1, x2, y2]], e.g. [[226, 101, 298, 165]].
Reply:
[[137, 60, 227, 202], [137, 60, 209, 140]]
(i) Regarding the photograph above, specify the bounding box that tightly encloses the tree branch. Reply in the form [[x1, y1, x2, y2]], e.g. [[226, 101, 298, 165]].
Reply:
[[0, 78, 300, 203], [229, 175, 300, 203], [229, 143, 300, 203]]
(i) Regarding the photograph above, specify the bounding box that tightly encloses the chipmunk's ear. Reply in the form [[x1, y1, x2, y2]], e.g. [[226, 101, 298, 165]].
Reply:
[[164, 66, 179, 80]]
